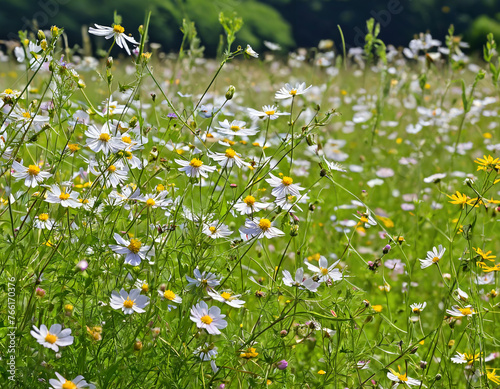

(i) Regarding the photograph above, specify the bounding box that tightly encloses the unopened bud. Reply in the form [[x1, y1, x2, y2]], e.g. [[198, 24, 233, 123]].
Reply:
[[280, 330, 288, 337], [38, 30, 46, 41], [134, 340, 143, 350], [383, 244, 391, 254], [320, 169, 327, 177], [106, 57, 113, 68], [435, 374, 442, 381], [225, 85, 235, 100]]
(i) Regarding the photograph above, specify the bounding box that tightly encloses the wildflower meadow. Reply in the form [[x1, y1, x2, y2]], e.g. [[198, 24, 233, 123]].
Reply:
[[1, 12, 500, 389]]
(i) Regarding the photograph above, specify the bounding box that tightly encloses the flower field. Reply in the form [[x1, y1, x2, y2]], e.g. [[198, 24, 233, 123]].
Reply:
[[1, 15, 500, 388]]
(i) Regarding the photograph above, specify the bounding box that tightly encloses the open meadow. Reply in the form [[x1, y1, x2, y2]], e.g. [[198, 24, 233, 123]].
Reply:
[[0, 15, 500, 389]]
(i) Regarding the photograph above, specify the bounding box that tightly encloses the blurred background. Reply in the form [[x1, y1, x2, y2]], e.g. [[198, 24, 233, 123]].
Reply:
[[1, 0, 500, 55]]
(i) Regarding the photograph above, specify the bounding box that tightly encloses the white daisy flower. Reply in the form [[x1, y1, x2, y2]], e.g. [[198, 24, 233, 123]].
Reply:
[[354, 209, 377, 228], [190, 301, 228, 335], [282, 267, 320, 292], [419, 244, 446, 269], [410, 302, 427, 314], [186, 268, 220, 290], [454, 287, 469, 302], [88, 23, 139, 55], [49, 372, 95, 389], [265, 173, 304, 199], [208, 148, 249, 169], [207, 290, 245, 308], [30, 324, 74, 352], [101, 95, 128, 116], [244, 44, 259, 58], [34, 213, 55, 229], [202, 221, 233, 239], [11, 160, 52, 188], [304, 256, 342, 283], [451, 351, 481, 365], [102, 162, 129, 188], [386, 369, 422, 387], [195, 343, 218, 361], [239, 217, 285, 239], [158, 289, 182, 304], [323, 157, 347, 173], [137, 191, 172, 209], [248, 105, 289, 121], [275, 82, 312, 100], [109, 233, 154, 266], [215, 120, 259, 137], [45, 185, 82, 208], [85, 124, 114, 154], [10, 106, 49, 125], [176, 158, 216, 178], [233, 195, 270, 215], [446, 305, 475, 317], [109, 288, 149, 314]]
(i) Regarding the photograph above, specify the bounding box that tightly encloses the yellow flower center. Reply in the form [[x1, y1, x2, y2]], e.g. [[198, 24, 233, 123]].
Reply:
[[265, 110, 275, 115], [127, 238, 142, 254], [164, 290, 176, 301], [459, 307, 473, 316], [62, 380, 77, 389], [123, 297, 134, 308], [200, 315, 213, 325], [22, 111, 31, 119], [79, 199, 89, 204], [209, 226, 217, 234], [99, 133, 111, 142], [113, 25, 125, 34], [230, 125, 240, 132], [413, 308, 420, 313], [290, 89, 297, 96], [397, 373, 408, 382], [108, 165, 116, 172], [4, 88, 13, 94], [27, 164, 41, 176], [44, 333, 58, 344], [67, 143, 80, 152], [282, 176, 293, 186], [39, 213, 49, 221], [189, 158, 203, 168], [156, 184, 165, 192], [225, 148, 236, 158], [146, 198, 156, 207], [432, 256, 440, 263], [141, 283, 149, 293], [320, 267, 329, 275], [360, 216, 368, 223], [122, 135, 132, 143], [221, 292, 232, 300], [59, 193, 70, 200], [243, 195, 256, 206], [258, 218, 271, 231]]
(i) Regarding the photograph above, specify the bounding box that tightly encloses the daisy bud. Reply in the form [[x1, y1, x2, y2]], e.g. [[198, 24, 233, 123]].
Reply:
[[159, 283, 166, 292], [255, 290, 266, 298], [290, 225, 299, 237], [76, 260, 88, 271], [64, 304, 74, 316], [129, 116, 138, 128], [447, 340, 455, 348], [151, 93, 156, 102], [37, 30, 46, 41], [410, 347, 418, 354], [280, 330, 288, 337], [50, 26, 60, 37], [36, 287, 46, 298], [134, 340, 143, 351], [219, 385, 226, 389], [225, 85, 235, 100], [306, 134, 315, 146], [276, 360, 288, 370], [383, 244, 391, 254], [420, 361, 427, 369], [230, 183, 237, 188], [106, 57, 113, 68], [151, 327, 161, 338], [320, 169, 327, 177], [435, 374, 442, 381], [309, 204, 316, 212]]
